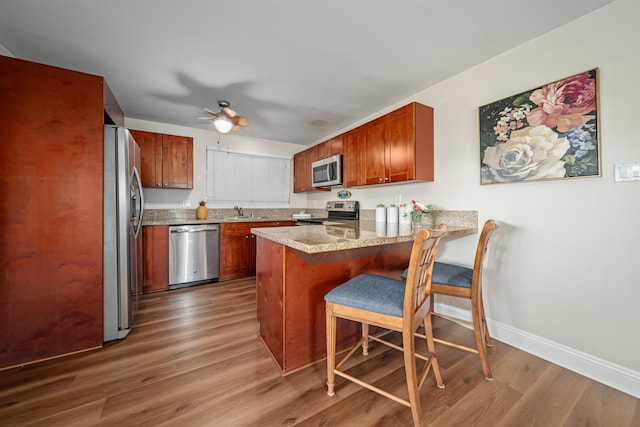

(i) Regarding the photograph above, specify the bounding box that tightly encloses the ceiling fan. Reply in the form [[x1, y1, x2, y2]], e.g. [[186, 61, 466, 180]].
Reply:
[[201, 100, 250, 134]]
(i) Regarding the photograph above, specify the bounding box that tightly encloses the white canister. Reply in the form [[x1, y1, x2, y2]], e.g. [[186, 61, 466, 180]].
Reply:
[[375, 206, 386, 222], [375, 222, 386, 237], [387, 222, 399, 237], [386, 206, 399, 223], [399, 224, 412, 236], [399, 205, 412, 225]]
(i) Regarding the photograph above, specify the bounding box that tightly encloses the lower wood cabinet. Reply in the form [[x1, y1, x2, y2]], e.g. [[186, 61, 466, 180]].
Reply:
[[142, 225, 169, 292], [142, 221, 295, 288], [220, 221, 294, 281]]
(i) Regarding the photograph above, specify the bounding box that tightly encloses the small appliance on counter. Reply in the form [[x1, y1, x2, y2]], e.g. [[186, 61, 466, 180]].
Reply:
[[292, 211, 312, 219], [295, 201, 359, 225]]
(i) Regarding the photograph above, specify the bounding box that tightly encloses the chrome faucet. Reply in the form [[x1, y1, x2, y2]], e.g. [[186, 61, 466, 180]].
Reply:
[[233, 205, 243, 217]]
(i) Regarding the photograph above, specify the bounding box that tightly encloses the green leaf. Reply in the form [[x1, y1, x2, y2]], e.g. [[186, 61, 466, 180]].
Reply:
[[513, 92, 532, 106]]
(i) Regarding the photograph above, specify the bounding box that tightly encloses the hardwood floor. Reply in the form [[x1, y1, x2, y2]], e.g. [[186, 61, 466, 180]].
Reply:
[[1, 278, 638, 426]]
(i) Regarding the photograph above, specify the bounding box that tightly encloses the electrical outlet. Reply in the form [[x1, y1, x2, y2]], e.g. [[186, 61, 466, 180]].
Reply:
[[615, 162, 640, 182], [182, 200, 192, 207]]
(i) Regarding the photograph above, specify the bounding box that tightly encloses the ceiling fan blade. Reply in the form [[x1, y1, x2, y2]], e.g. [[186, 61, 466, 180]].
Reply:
[[203, 107, 218, 116], [232, 124, 243, 132], [232, 116, 249, 126], [221, 107, 236, 118]]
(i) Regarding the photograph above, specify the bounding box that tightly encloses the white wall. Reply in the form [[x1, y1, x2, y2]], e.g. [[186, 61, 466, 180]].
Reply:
[[125, 0, 638, 394], [306, 0, 640, 385], [124, 118, 307, 209]]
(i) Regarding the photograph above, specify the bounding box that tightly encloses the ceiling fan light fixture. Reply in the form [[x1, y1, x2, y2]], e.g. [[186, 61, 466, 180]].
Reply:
[[213, 115, 234, 133]]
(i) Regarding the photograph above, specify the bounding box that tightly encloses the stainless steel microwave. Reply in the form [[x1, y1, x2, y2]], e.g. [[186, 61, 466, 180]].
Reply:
[[312, 154, 342, 187]]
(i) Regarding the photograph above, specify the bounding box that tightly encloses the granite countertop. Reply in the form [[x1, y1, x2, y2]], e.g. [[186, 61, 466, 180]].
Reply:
[[251, 220, 477, 254], [142, 216, 297, 226]]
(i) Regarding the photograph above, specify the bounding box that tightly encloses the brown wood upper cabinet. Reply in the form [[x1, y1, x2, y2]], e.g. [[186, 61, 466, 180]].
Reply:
[[293, 135, 343, 193], [293, 151, 311, 193], [343, 125, 366, 187], [130, 130, 194, 189], [363, 102, 434, 186], [295, 102, 433, 192], [315, 135, 343, 160]]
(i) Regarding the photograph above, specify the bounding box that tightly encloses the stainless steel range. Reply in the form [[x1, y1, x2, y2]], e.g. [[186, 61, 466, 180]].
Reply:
[[295, 201, 359, 225]]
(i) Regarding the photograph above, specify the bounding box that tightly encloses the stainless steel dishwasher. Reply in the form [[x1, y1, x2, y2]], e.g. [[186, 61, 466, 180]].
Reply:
[[168, 224, 220, 289]]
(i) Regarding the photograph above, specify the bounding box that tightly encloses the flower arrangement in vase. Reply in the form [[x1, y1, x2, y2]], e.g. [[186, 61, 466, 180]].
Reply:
[[403, 200, 432, 229]]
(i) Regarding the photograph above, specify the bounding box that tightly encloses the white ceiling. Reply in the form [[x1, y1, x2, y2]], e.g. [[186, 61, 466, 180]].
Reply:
[[0, 0, 614, 145]]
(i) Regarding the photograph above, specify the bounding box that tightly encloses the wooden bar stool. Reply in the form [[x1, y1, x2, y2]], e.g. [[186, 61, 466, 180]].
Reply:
[[402, 219, 499, 380], [324, 226, 446, 427]]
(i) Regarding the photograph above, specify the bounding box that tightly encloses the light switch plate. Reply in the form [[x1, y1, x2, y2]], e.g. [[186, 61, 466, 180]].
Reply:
[[182, 200, 192, 207], [614, 162, 640, 182]]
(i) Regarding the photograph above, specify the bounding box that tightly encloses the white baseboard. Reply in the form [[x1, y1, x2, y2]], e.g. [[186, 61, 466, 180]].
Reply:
[[434, 302, 640, 399]]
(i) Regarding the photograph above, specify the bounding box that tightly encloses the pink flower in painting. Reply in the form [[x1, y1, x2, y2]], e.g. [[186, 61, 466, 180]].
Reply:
[[526, 72, 596, 132]]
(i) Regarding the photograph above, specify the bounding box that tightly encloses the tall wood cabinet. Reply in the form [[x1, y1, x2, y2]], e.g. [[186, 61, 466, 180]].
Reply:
[[129, 130, 194, 189], [0, 56, 109, 369]]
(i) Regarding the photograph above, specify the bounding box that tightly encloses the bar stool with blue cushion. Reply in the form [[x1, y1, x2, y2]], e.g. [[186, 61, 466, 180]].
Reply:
[[325, 226, 446, 427], [401, 219, 498, 380]]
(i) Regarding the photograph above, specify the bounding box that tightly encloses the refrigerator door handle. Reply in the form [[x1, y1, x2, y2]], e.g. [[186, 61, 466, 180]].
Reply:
[[132, 166, 144, 239]]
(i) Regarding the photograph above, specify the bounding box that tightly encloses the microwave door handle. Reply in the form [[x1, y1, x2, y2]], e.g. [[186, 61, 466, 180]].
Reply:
[[327, 163, 332, 180]]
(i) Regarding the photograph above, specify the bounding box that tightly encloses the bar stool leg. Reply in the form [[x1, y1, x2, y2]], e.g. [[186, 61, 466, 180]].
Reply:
[[326, 311, 336, 396], [361, 323, 369, 355]]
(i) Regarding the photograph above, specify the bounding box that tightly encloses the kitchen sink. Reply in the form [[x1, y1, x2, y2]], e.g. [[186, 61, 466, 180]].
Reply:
[[215, 216, 267, 221], [221, 216, 266, 220]]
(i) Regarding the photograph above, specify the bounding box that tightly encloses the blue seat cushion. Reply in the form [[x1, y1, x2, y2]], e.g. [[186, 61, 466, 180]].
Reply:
[[324, 274, 405, 317], [401, 262, 472, 289]]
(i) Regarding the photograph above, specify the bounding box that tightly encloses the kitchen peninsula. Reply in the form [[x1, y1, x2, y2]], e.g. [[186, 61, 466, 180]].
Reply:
[[252, 213, 477, 375]]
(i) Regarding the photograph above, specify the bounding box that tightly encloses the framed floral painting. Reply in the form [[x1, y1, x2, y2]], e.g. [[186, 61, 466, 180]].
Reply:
[[479, 68, 600, 185]]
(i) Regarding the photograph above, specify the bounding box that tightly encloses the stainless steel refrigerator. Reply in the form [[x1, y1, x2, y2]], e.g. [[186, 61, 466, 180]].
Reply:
[[103, 125, 145, 341]]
